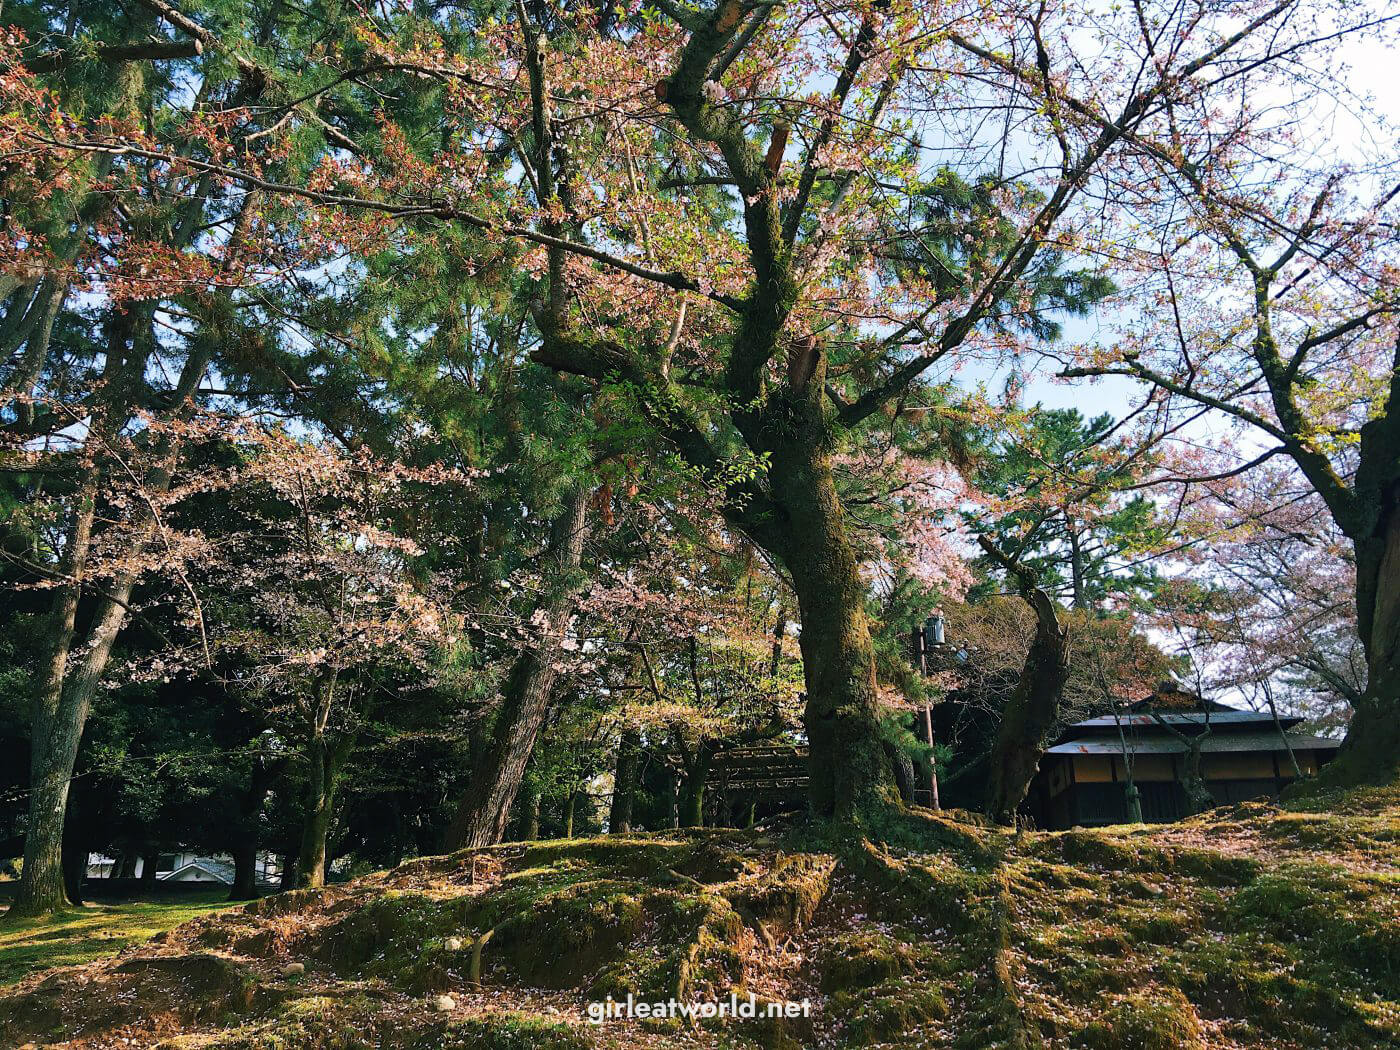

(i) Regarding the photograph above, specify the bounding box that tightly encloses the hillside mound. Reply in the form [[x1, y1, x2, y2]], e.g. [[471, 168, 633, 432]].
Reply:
[[3, 787, 1398, 1049]]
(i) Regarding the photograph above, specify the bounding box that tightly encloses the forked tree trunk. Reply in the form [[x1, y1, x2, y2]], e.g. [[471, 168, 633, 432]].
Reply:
[[981, 539, 1071, 826], [15, 558, 145, 916], [443, 490, 589, 850], [11, 444, 107, 918], [9, 318, 214, 917]]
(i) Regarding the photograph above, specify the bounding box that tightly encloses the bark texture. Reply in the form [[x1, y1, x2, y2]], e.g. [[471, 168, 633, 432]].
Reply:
[[769, 405, 891, 821], [228, 758, 279, 901], [443, 489, 589, 850]]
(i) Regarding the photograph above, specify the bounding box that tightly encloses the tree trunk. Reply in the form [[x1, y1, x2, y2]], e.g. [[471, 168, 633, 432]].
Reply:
[[61, 787, 86, 907], [1067, 518, 1087, 610], [666, 767, 680, 829], [229, 838, 259, 902], [676, 738, 712, 828], [442, 490, 589, 850], [141, 855, 159, 883], [767, 443, 891, 822], [889, 745, 915, 804], [983, 568, 1071, 826], [295, 731, 351, 890], [609, 728, 640, 834], [923, 703, 941, 810], [563, 791, 577, 838], [10, 453, 105, 918], [680, 777, 704, 828], [10, 278, 66, 428], [1325, 499, 1400, 787], [228, 758, 278, 901], [1174, 729, 1215, 815], [518, 782, 542, 840], [279, 854, 297, 892]]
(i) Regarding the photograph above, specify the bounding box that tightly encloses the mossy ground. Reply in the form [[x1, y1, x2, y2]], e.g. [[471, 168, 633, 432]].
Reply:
[[2, 788, 1398, 1049], [0, 891, 233, 985]]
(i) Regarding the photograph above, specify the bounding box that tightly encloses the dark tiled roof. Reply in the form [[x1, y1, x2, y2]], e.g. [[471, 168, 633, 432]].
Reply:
[[1069, 710, 1302, 730], [1046, 730, 1342, 756]]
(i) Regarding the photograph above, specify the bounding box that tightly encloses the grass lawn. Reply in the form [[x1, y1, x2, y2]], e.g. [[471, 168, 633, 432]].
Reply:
[[0, 891, 233, 985]]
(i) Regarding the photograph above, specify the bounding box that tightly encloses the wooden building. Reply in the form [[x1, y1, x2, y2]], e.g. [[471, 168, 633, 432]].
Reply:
[[1027, 699, 1341, 829]]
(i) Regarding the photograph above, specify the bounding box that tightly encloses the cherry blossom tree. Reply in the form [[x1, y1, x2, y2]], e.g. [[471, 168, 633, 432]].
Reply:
[[1063, 163, 1400, 784], [197, 427, 468, 887]]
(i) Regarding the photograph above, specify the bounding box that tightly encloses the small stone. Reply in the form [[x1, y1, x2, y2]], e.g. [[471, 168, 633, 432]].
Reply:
[[281, 962, 305, 977], [432, 995, 457, 1012]]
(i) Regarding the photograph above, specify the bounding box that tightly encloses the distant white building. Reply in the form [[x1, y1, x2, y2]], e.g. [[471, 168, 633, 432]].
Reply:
[[85, 851, 282, 886]]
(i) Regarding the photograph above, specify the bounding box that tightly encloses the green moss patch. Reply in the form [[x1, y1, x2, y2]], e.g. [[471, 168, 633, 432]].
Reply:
[[434, 1011, 593, 1050], [1078, 988, 1204, 1050]]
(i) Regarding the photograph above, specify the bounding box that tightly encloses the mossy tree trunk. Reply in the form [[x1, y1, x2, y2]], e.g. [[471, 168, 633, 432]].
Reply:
[[759, 372, 892, 822], [889, 746, 916, 804], [295, 680, 354, 891], [980, 537, 1071, 826], [523, 7, 894, 826], [443, 490, 589, 850], [680, 780, 704, 828], [675, 734, 714, 828], [666, 767, 680, 829], [1178, 737, 1216, 815], [1152, 706, 1216, 813]]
